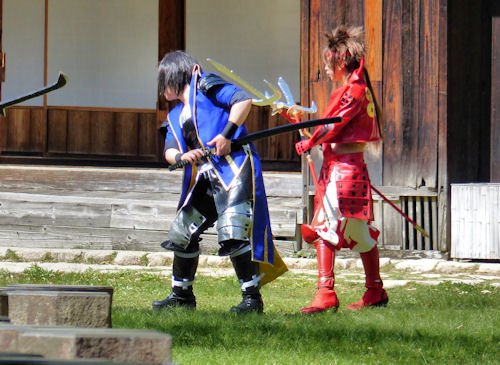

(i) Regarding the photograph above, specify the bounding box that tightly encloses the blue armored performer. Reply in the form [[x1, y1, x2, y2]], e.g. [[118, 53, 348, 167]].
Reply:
[[153, 51, 287, 313]]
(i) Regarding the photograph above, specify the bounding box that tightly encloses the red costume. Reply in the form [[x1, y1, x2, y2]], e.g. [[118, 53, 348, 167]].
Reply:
[[298, 58, 388, 313]]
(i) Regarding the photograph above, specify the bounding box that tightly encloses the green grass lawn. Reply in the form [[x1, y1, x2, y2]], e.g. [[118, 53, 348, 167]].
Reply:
[[1, 265, 499, 364]]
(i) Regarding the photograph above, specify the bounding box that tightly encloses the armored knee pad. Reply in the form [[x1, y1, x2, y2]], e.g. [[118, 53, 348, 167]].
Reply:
[[167, 205, 208, 250], [217, 200, 252, 243]]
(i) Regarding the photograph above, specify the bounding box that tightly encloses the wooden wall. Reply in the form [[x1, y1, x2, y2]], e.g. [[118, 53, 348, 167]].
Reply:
[[301, 0, 446, 189], [0, 0, 3, 101], [0, 107, 160, 162], [301, 0, 447, 250]]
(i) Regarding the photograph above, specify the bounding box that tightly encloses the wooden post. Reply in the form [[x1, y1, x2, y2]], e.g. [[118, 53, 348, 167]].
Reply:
[[0, 0, 4, 155], [437, 0, 448, 252], [491, 14, 500, 182]]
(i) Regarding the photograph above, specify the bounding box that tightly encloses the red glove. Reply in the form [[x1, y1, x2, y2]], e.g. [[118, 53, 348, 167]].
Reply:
[[295, 139, 311, 156]]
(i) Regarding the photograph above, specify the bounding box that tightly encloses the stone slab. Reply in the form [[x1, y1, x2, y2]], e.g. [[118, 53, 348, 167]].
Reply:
[[4, 284, 113, 296], [0, 358, 143, 365], [0, 323, 26, 352], [6, 291, 111, 328], [16, 327, 171, 365], [1, 285, 114, 327], [393, 258, 439, 272]]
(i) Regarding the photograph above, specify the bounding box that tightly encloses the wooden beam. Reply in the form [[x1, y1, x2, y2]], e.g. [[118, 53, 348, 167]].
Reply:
[[437, 0, 448, 252], [0, 0, 3, 155], [364, 0, 382, 81], [44, 0, 48, 105], [158, 0, 185, 61], [491, 15, 500, 182]]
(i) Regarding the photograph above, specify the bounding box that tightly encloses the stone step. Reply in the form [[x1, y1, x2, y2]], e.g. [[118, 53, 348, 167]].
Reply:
[[0, 324, 171, 364], [0, 285, 114, 328], [0, 356, 140, 365]]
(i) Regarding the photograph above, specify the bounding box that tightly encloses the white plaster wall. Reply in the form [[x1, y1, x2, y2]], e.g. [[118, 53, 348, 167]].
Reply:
[[3, 0, 158, 109], [2, 0, 45, 106], [47, 0, 158, 108], [186, 0, 301, 102]]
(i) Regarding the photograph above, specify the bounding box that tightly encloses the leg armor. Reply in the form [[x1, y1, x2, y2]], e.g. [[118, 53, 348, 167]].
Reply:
[[228, 241, 264, 313], [217, 201, 252, 249], [334, 152, 373, 220], [208, 163, 253, 245], [162, 171, 217, 252], [337, 218, 380, 253], [152, 250, 199, 310]]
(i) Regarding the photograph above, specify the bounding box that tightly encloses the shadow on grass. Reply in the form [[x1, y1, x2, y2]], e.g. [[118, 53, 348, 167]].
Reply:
[[112, 299, 499, 364]]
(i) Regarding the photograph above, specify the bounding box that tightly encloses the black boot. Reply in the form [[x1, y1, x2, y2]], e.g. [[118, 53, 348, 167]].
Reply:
[[230, 247, 264, 314], [152, 251, 198, 310]]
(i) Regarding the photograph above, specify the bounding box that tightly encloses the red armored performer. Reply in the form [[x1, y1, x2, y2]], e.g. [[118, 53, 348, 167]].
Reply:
[[295, 25, 388, 313]]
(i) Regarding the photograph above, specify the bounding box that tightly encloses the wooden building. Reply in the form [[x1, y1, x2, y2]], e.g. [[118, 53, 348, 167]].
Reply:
[[0, 0, 499, 255]]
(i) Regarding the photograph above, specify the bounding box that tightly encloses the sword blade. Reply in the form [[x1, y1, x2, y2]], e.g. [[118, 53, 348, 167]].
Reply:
[[168, 116, 341, 171], [0, 72, 68, 116], [231, 116, 341, 149]]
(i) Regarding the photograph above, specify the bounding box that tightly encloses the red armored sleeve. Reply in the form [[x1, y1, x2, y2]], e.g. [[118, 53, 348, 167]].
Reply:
[[296, 83, 365, 155]]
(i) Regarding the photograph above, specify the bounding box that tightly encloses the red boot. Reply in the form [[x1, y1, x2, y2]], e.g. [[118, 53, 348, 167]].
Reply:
[[301, 224, 320, 244], [301, 240, 339, 313], [346, 288, 388, 310], [347, 246, 388, 310]]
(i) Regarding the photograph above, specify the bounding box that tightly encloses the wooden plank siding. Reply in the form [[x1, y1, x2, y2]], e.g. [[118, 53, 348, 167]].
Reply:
[[0, 103, 299, 165], [382, 0, 441, 189], [0, 106, 160, 161], [301, 0, 447, 250], [0, 166, 305, 255]]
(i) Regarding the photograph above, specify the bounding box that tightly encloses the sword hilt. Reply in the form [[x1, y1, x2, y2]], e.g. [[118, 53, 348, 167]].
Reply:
[[168, 148, 214, 171]]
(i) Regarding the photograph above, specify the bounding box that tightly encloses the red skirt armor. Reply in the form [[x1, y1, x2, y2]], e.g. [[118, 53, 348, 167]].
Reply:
[[316, 152, 373, 221]]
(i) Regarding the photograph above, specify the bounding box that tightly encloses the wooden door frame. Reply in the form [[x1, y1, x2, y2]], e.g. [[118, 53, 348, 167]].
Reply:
[[491, 2, 500, 182], [0, 0, 3, 100]]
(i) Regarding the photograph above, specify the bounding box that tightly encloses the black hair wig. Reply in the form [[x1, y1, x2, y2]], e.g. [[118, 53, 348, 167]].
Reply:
[[158, 51, 199, 96]]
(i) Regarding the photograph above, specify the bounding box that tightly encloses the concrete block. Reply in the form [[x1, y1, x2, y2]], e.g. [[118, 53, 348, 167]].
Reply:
[[0, 324, 26, 352], [7, 290, 111, 328], [283, 258, 313, 270], [17, 327, 171, 364], [0, 324, 169, 364], [2, 285, 114, 327]]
